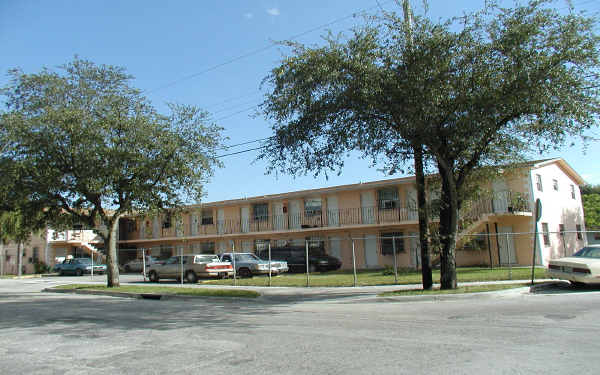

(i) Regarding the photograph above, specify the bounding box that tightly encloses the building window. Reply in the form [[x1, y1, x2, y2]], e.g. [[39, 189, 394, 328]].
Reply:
[[535, 174, 543, 192], [306, 236, 324, 250], [201, 209, 213, 225], [162, 214, 172, 228], [552, 179, 559, 191], [160, 245, 173, 260], [381, 232, 404, 255], [541, 223, 550, 246], [576, 224, 583, 240], [200, 242, 215, 254], [255, 239, 270, 252], [559, 224, 565, 239], [570, 185, 576, 199], [253, 203, 269, 221], [304, 198, 322, 217], [378, 188, 399, 209]]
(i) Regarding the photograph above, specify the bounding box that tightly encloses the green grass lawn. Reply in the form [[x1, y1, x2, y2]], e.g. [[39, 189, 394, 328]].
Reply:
[[201, 267, 547, 287], [379, 283, 530, 296], [0, 275, 17, 279], [53, 284, 260, 298]]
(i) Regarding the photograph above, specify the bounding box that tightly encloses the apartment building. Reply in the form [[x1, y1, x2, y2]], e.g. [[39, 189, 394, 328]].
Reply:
[[111, 158, 586, 270]]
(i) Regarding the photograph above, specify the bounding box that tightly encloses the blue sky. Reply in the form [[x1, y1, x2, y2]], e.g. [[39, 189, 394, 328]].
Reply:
[[2, 0, 599, 203]]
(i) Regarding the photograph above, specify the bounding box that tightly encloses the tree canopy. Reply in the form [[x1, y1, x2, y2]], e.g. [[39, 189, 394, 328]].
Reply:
[[581, 184, 600, 228], [1, 58, 225, 286], [260, 0, 599, 288]]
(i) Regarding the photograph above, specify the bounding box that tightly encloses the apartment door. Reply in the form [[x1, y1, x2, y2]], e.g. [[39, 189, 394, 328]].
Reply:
[[406, 188, 417, 220], [409, 232, 421, 268], [329, 236, 341, 259], [497, 225, 517, 265], [217, 208, 225, 234], [492, 180, 509, 213], [241, 206, 250, 233], [364, 234, 378, 268], [273, 202, 285, 230], [289, 199, 302, 229], [190, 214, 199, 236], [360, 191, 376, 224], [327, 195, 339, 227]]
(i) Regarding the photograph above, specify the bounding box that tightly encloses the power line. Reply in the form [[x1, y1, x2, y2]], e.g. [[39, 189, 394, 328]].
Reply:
[[143, 0, 395, 95], [216, 145, 267, 158], [218, 137, 274, 151]]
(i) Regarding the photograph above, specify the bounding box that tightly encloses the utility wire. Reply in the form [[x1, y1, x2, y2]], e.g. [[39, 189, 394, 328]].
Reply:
[[143, 0, 395, 94]]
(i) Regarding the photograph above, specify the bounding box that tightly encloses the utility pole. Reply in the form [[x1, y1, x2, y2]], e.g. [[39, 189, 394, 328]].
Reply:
[[401, 0, 433, 290]]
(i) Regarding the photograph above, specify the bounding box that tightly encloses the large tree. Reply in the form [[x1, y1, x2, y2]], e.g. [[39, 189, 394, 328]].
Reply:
[[260, 0, 599, 288], [1, 58, 224, 287], [581, 184, 600, 228]]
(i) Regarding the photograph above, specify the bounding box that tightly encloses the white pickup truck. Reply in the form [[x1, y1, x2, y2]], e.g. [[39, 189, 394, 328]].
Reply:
[[146, 254, 233, 283]]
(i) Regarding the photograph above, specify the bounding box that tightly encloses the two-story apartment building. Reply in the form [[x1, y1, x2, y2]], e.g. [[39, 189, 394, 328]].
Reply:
[[111, 158, 586, 270]]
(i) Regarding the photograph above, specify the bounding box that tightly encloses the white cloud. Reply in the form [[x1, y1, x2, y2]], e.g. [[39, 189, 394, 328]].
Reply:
[[266, 8, 280, 16], [244, 12, 254, 19]]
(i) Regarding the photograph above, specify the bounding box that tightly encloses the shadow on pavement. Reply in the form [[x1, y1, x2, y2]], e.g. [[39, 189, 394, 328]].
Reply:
[[531, 281, 600, 294]]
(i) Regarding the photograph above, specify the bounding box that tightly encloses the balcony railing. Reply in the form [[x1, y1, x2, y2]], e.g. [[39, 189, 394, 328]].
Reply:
[[48, 229, 103, 243]]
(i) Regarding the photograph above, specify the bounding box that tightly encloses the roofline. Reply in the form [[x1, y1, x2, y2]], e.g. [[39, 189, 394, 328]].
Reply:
[[530, 158, 585, 185]]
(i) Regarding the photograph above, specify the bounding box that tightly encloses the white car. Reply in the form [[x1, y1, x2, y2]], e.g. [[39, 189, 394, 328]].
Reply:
[[547, 245, 600, 285]]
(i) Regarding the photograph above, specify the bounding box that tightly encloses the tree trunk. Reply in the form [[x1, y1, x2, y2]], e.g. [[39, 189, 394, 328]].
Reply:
[[438, 161, 459, 289], [105, 215, 121, 287], [414, 146, 432, 290], [0, 242, 4, 276], [17, 242, 23, 276]]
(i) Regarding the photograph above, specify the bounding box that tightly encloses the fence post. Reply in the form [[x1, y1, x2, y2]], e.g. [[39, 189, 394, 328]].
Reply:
[[305, 240, 310, 287], [91, 249, 94, 279], [351, 238, 357, 287], [506, 232, 512, 280], [180, 246, 183, 286], [392, 236, 398, 284], [142, 248, 146, 282], [268, 241, 272, 287], [232, 241, 237, 286]]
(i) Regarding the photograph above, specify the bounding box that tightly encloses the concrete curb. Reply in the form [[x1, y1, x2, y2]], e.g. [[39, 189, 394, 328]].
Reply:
[[375, 286, 532, 303], [9, 274, 43, 279], [42, 287, 261, 301]]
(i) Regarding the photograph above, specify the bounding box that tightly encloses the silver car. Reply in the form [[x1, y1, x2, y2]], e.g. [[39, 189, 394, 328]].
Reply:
[[219, 252, 288, 277]]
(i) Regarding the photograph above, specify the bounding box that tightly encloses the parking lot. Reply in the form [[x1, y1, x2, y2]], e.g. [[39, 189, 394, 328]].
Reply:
[[2, 276, 600, 374]]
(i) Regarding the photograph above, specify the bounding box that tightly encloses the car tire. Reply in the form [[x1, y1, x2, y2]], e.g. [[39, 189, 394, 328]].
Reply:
[[124, 265, 131, 273], [186, 271, 198, 283], [59, 270, 64, 276], [148, 270, 159, 282], [75, 268, 83, 276], [308, 264, 317, 273], [239, 268, 252, 278]]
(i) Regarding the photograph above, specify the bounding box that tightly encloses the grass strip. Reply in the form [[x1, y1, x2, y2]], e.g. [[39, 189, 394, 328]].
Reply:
[[379, 283, 529, 297], [52, 284, 260, 298], [202, 267, 547, 287]]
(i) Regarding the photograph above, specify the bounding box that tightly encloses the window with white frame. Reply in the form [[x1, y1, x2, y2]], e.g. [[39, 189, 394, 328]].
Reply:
[[541, 223, 550, 246], [552, 179, 559, 191], [378, 188, 399, 209], [381, 232, 405, 255], [304, 198, 322, 217], [535, 174, 543, 192], [570, 185, 576, 199], [253, 203, 269, 221], [201, 209, 213, 225], [255, 239, 270, 252]]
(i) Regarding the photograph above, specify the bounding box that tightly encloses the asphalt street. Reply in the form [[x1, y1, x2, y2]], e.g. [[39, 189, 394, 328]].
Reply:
[[1, 276, 600, 375]]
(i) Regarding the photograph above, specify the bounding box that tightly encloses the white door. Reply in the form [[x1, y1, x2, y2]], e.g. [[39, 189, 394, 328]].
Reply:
[[329, 236, 341, 259], [241, 206, 250, 233], [492, 179, 509, 213], [152, 217, 160, 238], [406, 188, 417, 221], [497, 226, 517, 265], [190, 214, 198, 236], [360, 192, 376, 224], [273, 202, 285, 230], [364, 234, 378, 267], [409, 232, 420, 268], [327, 195, 339, 227], [217, 208, 225, 234], [289, 199, 302, 229]]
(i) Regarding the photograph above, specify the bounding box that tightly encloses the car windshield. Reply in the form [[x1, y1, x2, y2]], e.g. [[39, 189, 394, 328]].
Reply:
[[235, 253, 261, 262], [195, 255, 219, 263], [572, 247, 600, 258]]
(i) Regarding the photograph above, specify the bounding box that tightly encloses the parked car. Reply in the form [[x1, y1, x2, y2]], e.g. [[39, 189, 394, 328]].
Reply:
[[53, 258, 70, 273], [548, 245, 600, 285], [58, 258, 107, 276], [219, 252, 288, 277], [258, 247, 342, 273], [146, 254, 233, 283], [122, 256, 163, 273]]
